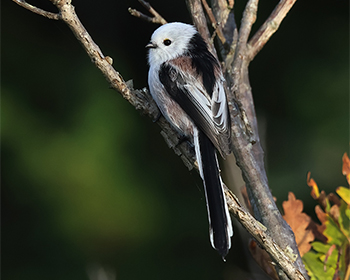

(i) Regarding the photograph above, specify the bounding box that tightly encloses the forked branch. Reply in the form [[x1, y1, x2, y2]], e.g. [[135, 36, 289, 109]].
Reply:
[[12, 0, 60, 19], [129, 0, 167, 25], [248, 0, 298, 61]]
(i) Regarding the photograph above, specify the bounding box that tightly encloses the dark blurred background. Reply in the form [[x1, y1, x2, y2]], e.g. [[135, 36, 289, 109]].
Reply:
[[2, 0, 349, 279]]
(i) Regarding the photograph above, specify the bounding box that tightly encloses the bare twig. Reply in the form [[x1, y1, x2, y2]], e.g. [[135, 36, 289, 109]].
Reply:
[[210, 0, 237, 46], [209, 0, 238, 79], [129, 0, 167, 25], [247, 0, 297, 61], [185, 0, 211, 42], [138, 0, 167, 24], [200, 0, 227, 46], [12, 0, 60, 20], [237, 0, 259, 49]]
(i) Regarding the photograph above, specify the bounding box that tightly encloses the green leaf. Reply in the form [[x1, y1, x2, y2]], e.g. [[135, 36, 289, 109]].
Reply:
[[336, 186, 350, 205], [303, 261, 316, 280], [339, 200, 350, 237], [346, 208, 350, 220], [340, 243, 349, 278], [325, 198, 331, 213], [323, 217, 346, 246], [303, 251, 336, 280], [311, 242, 332, 254]]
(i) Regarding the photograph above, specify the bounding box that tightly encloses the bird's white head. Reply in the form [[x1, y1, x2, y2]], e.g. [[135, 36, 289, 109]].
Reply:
[[147, 22, 197, 67]]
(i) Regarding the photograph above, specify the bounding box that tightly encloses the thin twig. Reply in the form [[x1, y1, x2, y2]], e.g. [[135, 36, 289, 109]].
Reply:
[[129, 0, 167, 25], [209, 0, 238, 76], [128, 8, 161, 24], [12, 0, 60, 20], [237, 0, 259, 48], [247, 0, 297, 61], [138, 0, 167, 24], [200, 0, 227, 45]]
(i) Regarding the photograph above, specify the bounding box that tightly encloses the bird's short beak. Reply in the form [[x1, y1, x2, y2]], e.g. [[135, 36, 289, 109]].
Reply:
[[145, 42, 157, 49]]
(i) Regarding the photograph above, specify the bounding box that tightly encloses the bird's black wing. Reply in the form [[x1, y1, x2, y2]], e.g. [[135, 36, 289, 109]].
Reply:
[[159, 61, 231, 157]]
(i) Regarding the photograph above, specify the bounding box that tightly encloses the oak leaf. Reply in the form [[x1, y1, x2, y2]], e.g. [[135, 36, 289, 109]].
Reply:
[[282, 192, 315, 256]]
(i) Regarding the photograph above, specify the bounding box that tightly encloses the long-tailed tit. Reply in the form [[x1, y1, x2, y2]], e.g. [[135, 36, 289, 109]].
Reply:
[[146, 22, 233, 258]]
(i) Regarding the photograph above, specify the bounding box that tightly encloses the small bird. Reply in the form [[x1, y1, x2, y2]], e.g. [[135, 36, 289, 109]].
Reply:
[[146, 22, 233, 258]]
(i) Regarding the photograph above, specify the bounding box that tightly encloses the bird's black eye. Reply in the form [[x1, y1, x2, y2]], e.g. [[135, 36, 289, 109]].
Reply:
[[163, 39, 172, 46]]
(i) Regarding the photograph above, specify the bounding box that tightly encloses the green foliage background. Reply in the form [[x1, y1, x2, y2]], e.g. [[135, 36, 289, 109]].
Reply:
[[2, 0, 348, 279]]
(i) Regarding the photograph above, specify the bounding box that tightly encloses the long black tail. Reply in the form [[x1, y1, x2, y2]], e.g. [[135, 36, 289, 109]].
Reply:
[[194, 128, 233, 258]]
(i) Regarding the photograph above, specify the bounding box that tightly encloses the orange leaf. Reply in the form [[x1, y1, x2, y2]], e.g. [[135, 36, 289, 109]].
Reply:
[[282, 192, 315, 256], [314, 206, 328, 242], [307, 172, 320, 199], [342, 153, 350, 185], [315, 205, 327, 224]]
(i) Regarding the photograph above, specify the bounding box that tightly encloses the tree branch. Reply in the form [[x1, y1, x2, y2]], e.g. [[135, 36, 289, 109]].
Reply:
[[129, 0, 167, 25], [230, 0, 259, 101], [12, 0, 60, 20], [224, 0, 307, 279], [247, 0, 298, 61], [210, 0, 237, 50], [200, 0, 227, 46]]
